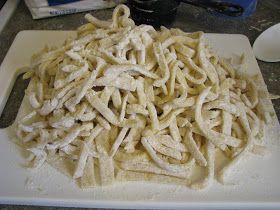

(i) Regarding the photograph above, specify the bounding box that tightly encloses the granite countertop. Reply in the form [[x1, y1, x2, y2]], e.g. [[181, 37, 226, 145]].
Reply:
[[0, 1, 280, 209]]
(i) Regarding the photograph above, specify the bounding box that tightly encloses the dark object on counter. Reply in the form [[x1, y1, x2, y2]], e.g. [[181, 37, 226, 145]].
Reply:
[[127, 0, 244, 27]]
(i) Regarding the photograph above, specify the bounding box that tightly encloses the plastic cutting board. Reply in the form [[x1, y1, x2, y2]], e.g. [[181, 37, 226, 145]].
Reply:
[[0, 31, 280, 209]]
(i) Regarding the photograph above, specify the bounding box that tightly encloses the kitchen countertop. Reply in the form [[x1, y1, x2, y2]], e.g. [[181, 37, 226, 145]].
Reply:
[[0, 1, 280, 209]]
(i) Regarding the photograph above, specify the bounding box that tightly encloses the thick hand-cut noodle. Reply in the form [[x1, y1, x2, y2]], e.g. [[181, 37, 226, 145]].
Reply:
[[17, 4, 273, 190]]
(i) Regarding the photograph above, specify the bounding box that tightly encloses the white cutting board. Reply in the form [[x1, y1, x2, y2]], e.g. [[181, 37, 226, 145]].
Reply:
[[0, 31, 280, 209]]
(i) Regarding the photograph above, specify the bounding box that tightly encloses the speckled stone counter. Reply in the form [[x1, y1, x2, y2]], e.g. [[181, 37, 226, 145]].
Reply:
[[0, 1, 280, 209]]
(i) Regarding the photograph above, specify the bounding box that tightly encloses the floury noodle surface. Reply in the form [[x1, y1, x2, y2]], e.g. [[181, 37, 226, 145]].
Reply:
[[16, 4, 275, 190]]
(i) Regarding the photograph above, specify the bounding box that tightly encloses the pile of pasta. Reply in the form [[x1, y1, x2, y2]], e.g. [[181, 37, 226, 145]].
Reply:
[[17, 4, 274, 190]]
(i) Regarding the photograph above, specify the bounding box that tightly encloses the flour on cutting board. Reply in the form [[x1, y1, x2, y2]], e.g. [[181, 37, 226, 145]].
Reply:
[[1, 31, 280, 207], [21, 107, 280, 199], [20, 33, 280, 195]]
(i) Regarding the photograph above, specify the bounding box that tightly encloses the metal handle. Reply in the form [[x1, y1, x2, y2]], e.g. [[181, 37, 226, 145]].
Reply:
[[180, 0, 244, 17]]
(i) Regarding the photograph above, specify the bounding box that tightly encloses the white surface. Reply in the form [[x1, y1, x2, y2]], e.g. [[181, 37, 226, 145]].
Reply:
[[0, 31, 280, 209], [253, 23, 280, 62], [0, 0, 20, 34]]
